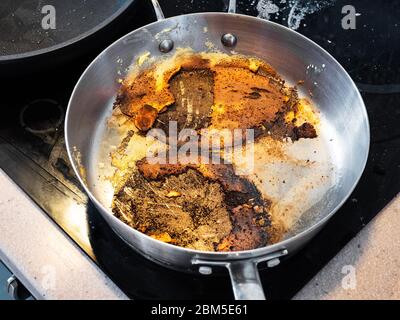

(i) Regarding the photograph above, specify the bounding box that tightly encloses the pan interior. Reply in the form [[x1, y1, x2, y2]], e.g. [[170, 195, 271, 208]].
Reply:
[[86, 53, 339, 249], [66, 13, 369, 254]]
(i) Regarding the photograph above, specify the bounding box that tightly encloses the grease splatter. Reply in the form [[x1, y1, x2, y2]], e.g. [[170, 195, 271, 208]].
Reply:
[[256, 0, 336, 30]]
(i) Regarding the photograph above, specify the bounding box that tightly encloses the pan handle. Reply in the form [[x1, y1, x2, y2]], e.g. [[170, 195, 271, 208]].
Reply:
[[150, 0, 165, 21], [227, 261, 265, 300], [228, 0, 237, 13], [150, 0, 237, 21], [192, 249, 288, 300]]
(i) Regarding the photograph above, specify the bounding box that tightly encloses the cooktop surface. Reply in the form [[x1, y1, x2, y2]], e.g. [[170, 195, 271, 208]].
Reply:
[[0, 0, 399, 299]]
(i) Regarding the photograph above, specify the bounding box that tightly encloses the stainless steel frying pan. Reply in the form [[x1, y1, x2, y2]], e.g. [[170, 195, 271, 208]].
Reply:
[[65, 0, 370, 300]]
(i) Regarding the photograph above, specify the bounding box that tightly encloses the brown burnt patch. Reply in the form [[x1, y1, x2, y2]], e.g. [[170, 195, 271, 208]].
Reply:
[[136, 158, 188, 180], [134, 105, 158, 131], [217, 206, 267, 251], [210, 65, 287, 130], [137, 157, 260, 196], [113, 157, 276, 252], [112, 168, 233, 251]]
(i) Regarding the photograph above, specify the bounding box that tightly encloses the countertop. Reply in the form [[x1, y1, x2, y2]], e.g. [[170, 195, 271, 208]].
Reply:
[[295, 194, 400, 299], [0, 169, 127, 300]]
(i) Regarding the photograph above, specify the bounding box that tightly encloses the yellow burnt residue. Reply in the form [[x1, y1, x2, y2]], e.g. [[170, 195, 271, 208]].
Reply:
[[79, 166, 87, 183], [72, 146, 87, 184], [136, 51, 151, 66], [248, 58, 261, 72], [150, 232, 173, 243]]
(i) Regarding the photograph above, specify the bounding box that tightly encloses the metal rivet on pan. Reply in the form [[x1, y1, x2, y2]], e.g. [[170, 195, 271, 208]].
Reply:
[[198, 266, 213, 275], [267, 258, 281, 268], [159, 39, 174, 53], [221, 33, 237, 47]]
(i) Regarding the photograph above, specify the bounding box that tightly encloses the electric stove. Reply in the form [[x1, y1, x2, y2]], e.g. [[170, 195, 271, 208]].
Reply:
[[0, 0, 399, 299]]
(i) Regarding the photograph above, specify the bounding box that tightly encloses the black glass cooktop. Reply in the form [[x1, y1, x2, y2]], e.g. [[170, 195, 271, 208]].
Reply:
[[0, 0, 399, 299]]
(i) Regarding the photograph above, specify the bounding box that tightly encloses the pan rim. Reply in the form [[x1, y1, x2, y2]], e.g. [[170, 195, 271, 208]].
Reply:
[[0, 0, 135, 62], [65, 11, 370, 259]]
